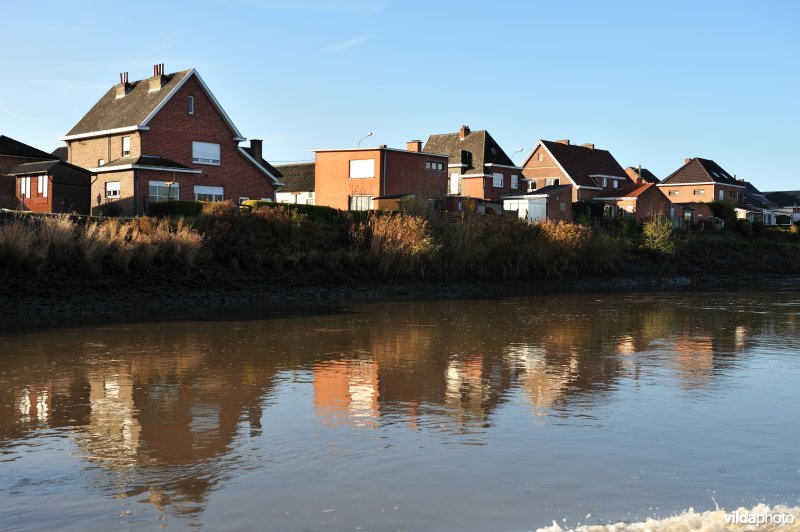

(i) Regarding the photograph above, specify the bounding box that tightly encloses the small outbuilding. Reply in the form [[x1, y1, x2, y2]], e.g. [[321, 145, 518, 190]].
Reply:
[[9, 160, 92, 215]]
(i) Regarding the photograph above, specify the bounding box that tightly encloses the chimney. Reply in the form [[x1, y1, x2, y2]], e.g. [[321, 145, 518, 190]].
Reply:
[[636, 177, 643, 185], [250, 139, 263, 161], [378, 144, 387, 149], [148, 63, 166, 92], [556, 139, 571, 145], [581, 143, 594, 150], [406, 140, 422, 152], [459, 125, 470, 140], [115, 72, 131, 98], [684, 157, 693, 165]]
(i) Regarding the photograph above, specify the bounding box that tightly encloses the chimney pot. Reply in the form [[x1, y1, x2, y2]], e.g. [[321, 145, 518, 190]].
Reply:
[[250, 139, 263, 162], [149, 63, 166, 92], [637, 177, 643, 185], [556, 139, 571, 145], [685, 157, 693, 165], [406, 140, 422, 152], [116, 72, 131, 98], [459, 125, 470, 140]]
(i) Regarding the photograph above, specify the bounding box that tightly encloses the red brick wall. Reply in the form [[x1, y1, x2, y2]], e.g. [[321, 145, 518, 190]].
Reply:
[[1, 155, 43, 208], [657, 183, 744, 205], [522, 145, 571, 197], [382, 150, 448, 198], [141, 75, 276, 202], [546, 187, 573, 222]]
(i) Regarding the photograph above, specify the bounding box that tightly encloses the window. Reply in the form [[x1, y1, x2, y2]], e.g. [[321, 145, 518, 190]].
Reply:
[[613, 180, 620, 189], [148, 180, 179, 204], [527, 179, 536, 192], [693, 189, 705, 195], [122, 136, 130, 157], [718, 190, 724, 201], [38, 175, 48, 198], [492, 173, 504, 188], [669, 190, 680, 196], [730, 190, 736, 197], [188, 96, 195, 115], [105, 181, 121, 199], [98, 159, 105, 166], [425, 161, 444, 171], [560, 202, 566, 212], [449, 172, 460, 194], [538, 152, 543, 162], [349, 159, 374, 178], [511, 174, 519, 189], [192, 142, 221, 165], [545, 178, 559, 186], [602, 177, 608, 188], [194, 185, 224, 202], [20, 176, 30, 199], [349, 195, 373, 211]]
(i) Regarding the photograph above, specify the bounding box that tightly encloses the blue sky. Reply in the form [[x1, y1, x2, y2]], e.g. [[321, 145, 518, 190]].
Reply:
[[2, 0, 798, 189]]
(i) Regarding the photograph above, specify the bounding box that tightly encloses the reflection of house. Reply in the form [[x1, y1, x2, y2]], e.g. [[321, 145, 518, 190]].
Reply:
[[657, 157, 744, 206], [62, 65, 282, 215], [445, 354, 490, 422], [8, 159, 91, 214], [594, 180, 671, 222], [0, 135, 59, 209], [274, 162, 315, 205], [424, 125, 521, 212], [507, 345, 578, 414], [313, 142, 448, 211], [313, 360, 380, 428], [521, 139, 633, 203], [670, 335, 714, 388]]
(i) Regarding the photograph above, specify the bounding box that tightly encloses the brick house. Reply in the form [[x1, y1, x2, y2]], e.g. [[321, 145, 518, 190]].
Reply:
[[8, 160, 91, 215], [593, 181, 672, 223], [1, 135, 59, 209], [656, 158, 744, 207], [313, 141, 448, 211], [502, 184, 573, 223], [423, 125, 522, 211], [274, 162, 315, 205], [61, 65, 283, 216], [521, 139, 634, 203]]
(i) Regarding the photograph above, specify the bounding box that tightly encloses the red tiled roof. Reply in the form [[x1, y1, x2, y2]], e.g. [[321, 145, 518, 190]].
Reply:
[[596, 182, 654, 199], [540, 140, 630, 188]]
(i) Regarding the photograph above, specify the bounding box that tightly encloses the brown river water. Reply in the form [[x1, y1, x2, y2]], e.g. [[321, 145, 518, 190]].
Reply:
[[1, 286, 799, 530]]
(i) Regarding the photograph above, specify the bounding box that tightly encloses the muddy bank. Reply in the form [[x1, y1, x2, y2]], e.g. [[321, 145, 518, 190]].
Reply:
[[2, 267, 798, 331]]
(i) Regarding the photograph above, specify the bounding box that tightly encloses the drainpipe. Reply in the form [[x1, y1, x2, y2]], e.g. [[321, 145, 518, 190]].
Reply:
[[382, 148, 387, 198]]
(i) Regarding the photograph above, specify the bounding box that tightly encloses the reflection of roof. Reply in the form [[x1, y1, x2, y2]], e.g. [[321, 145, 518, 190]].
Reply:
[[274, 162, 314, 192], [0, 135, 56, 159], [8, 159, 91, 176], [660, 158, 743, 186], [539, 140, 629, 188], [423, 129, 515, 175]]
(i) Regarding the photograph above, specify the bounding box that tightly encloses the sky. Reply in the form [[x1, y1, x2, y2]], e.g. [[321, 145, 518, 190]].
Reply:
[[1, 0, 798, 189]]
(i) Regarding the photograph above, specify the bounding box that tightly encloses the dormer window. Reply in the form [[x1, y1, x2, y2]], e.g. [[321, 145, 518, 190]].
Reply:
[[122, 136, 130, 157], [188, 96, 195, 115]]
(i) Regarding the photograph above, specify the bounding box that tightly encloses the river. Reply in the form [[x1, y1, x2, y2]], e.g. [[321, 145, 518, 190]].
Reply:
[[1, 286, 799, 530]]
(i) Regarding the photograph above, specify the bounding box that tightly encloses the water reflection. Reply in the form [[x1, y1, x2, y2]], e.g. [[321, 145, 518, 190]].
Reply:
[[1, 287, 799, 528]]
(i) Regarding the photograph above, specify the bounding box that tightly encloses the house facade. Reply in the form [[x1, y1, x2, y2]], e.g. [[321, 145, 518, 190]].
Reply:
[[313, 142, 448, 211], [521, 140, 633, 203], [9, 160, 91, 215], [423, 126, 523, 209], [657, 158, 744, 207], [62, 65, 282, 216], [764, 191, 800, 224], [594, 181, 671, 223], [1, 135, 58, 209], [274, 162, 315, 205], [502, 184, 572, 223]]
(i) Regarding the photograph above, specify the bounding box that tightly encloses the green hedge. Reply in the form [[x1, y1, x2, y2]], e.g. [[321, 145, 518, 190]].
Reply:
[[241, 200, 345, 223], [148, 200, 205, 218]]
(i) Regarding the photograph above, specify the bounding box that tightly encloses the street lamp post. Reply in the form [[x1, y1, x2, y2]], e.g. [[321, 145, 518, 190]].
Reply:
[[357, 132, 374, 148]]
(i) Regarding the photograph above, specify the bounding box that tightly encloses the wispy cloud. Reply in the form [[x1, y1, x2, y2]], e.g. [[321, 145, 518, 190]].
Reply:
[[324, 34, 372, 53], [233, 0, 387, 15]]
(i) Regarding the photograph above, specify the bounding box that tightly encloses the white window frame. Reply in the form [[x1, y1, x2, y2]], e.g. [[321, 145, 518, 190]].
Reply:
[[122, 136, 130, 157], [511, 174, 519, 190], [105, 181, 121, 199], [492, 172, 504, 188], [602, 177, 608, 188], [194, 185, 224, 202], [188, 95, 195, 115], [669, 190, 680, 196], [38, 174, 48, 198], [98, 159, 105, 166], [20, 176, 31, 199], [148, 180, 179, 204], [349, 195, 373, 211], [349, 159, 375, 179], [192, 141, 221, 165], [545, 178, 560, 186]]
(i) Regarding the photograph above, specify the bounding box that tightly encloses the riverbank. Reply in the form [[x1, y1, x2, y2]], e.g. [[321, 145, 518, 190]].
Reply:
[[2, 267, 798, 331]]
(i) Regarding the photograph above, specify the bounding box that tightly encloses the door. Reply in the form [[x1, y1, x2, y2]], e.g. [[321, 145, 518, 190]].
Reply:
[[529, 199, 547, 222], [449, 173, 460, 195]]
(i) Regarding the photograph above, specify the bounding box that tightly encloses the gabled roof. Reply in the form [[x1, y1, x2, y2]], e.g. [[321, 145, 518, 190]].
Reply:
[[62, 69, 244, 141], [274, 162, 314, 192], [423, 129, 516, 175], [742, 181, 778, 209], [528, 140, 630, 188], [8, 159, 91, 176], [659, 158, 744, 187], [764, 190, 800, 208], [0, 135, 57, 160], [595, 182, 656, 200], [626, 166, 659, 184]]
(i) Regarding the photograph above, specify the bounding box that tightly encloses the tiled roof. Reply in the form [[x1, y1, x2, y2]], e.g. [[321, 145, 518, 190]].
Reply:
[[51, 147, 68, 161], [100, 155, 195, 170], [595, 182, 655, 199], [8, 159, 91, 176], [65, 70, 193, 136], [540, 140, 630, 188], [274, 162, 314, 192], [625, 166, 659, 184], [660, 158, 743, 186], [504, 184, 571, 198], [764, 190, 800, 207], [0, 135, 57, 160], [423, 129, 515, 175]]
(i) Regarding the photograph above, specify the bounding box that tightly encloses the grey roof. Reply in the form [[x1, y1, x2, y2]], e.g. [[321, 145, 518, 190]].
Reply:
[[0, 135, 57, 159], [423, 129, 515, 175], [274, 162, 314, 192], [100, 155, 195, 170], [65, 70, 193, 136], [661, 158, 743, 186], [8, 159, 91, 176], [764, 190, 800, 207], [51, 147, 68, 161], [626, 166, 660, 184]]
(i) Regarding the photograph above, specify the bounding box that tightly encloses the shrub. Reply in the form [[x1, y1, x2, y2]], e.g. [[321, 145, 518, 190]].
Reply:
[[148, 200, 204, 218], [709, 201, 737, 226], [642, 216, 677, 254], [736, 219, 754, 237], [353, 213, 438, 276], [241, 200, 343, 223]]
